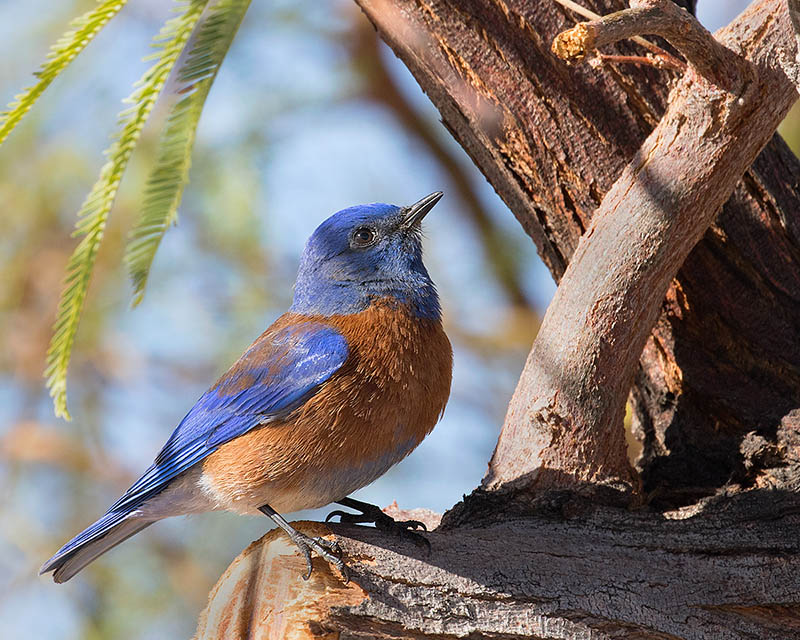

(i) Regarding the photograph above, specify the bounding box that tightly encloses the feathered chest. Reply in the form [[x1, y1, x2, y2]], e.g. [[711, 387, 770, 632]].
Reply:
[[304, 298, 453, 449]]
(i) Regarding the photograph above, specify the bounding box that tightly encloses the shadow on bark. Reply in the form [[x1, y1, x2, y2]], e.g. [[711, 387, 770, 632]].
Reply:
[[194, 483, 800, 639]]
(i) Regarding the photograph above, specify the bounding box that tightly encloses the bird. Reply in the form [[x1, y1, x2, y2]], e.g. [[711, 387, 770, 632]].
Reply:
[[41, 192, 453, 583]]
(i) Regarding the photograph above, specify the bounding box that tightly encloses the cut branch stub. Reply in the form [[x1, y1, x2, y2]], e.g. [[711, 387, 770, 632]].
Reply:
[[484, 0, 798, 498]]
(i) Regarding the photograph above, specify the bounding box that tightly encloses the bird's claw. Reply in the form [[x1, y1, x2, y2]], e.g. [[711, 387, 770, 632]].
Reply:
[[292, 533, 349, 583], [325, 510, 348, 523], [326, 502, 431, 554], [389, 524, 431, 553]]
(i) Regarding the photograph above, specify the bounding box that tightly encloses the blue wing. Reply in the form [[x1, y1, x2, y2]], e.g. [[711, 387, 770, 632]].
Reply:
[[40, 320, 348, 581], [109, 320, 349, 514]]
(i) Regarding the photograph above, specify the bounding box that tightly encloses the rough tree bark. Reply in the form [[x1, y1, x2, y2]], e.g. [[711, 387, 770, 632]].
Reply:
[[195, 1, 800, 638]]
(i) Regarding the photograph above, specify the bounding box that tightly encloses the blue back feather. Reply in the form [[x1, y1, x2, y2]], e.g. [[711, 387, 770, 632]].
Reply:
[[44, 321, 348, 567], [109, 321, 348, 514]]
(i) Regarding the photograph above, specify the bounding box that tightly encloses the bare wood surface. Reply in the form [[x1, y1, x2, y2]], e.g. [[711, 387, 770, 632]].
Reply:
[[786, 0, 800, 88]]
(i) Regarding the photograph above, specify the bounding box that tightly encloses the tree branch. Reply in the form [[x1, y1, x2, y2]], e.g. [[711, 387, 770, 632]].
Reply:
[[194, 494, 800, 639], [349, 18, 535, 309], [594, 52, 684, 71], [553, 0, 745, 84], [484, 0, 797, 497], [553, 0, 687, 72]]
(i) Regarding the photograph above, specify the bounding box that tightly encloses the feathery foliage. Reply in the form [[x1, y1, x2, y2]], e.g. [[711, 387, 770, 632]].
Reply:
[[125, 0, 252, 306], [0, 0, 129, 147], [45, 0, 209, 420]]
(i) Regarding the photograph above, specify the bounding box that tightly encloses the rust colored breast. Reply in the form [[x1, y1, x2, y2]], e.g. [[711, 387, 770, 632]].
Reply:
[[202, 299, 453, 513]]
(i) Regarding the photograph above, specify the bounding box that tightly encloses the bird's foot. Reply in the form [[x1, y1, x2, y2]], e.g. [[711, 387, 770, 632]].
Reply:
[[290, 531, 349, 583], [326, 497, 431, 553], [259, 504, 349, 582]]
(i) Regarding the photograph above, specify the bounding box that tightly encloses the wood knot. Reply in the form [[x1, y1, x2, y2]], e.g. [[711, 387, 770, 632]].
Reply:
[[552, 23, 594, 62]]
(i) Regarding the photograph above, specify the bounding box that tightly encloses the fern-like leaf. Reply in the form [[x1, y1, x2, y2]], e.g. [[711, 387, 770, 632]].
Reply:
[[125, 0, 252, 306], [45, 0, 209, 420], [0, 0, 129, 147]]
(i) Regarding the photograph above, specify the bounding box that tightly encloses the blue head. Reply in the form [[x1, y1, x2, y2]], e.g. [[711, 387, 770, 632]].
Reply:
[[290, 192, 443, 320]]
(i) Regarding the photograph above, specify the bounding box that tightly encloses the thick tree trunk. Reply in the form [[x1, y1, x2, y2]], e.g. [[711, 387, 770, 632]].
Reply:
[[197, 1, 800, 637]]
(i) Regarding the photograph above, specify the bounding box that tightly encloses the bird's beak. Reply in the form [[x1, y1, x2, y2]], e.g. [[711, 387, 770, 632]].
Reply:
[[401, 191, 443, 229]]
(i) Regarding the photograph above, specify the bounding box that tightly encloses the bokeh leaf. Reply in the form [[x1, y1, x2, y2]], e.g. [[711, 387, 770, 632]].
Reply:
[[45, 0, 209, 420], [125, 0, 252, 306], [0, 0, 129, 147]]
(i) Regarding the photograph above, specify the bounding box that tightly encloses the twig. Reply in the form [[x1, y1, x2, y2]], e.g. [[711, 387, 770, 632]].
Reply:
[[595, 52, 685, 72], [553, 0, 685, 72], [552, 0, 602, 22], [553, 0, 742, 87]]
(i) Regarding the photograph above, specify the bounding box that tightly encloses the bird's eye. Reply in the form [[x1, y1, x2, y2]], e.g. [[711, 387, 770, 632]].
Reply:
[[351, 227, 378, 248]]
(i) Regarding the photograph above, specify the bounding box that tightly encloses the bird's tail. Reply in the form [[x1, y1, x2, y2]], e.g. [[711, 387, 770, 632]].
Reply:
[[40, 511, 154, 583]]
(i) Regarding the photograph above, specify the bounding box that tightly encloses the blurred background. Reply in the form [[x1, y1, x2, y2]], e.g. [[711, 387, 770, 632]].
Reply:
[[0, 1, 790, 638]]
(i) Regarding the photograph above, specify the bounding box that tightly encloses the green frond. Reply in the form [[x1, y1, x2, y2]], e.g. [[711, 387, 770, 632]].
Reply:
[[45, 0, 209, 420], [125, 0, 252, 306], [0, 0, 129, 148]]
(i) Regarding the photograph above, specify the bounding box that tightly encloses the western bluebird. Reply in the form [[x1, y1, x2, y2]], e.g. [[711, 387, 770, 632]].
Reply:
[[41, 192, 452, 583]]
